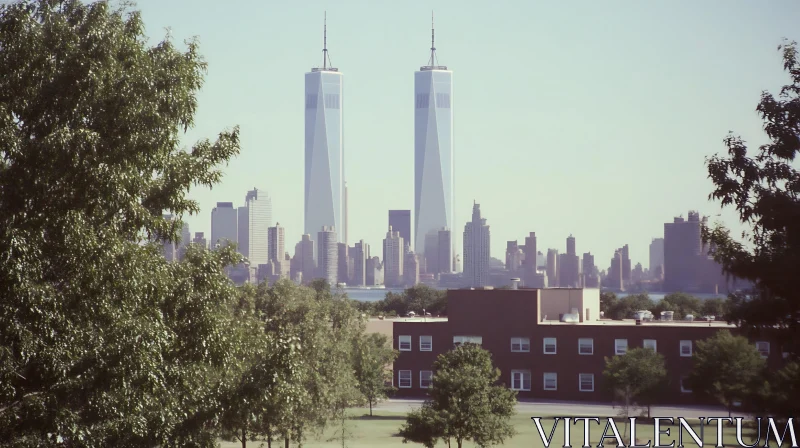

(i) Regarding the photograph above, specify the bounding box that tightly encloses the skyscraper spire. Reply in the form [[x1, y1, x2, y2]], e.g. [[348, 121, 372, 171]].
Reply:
[[428, 11, 437, 67], [323, 11, 330, 69]]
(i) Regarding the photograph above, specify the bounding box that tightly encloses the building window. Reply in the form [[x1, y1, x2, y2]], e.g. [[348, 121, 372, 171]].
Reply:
[[398, 370, 412, 388], [680, 340, 693, 357], [578, 338, 594, 355], [615, 339, 628, 355], [399, 335, 412, 351], [680, 376, 692, 393], [511, 337, 530, 352], [579, 373, 594, 392], [420, 370, 433, 388], [416, 93, 430, 109], [756, 341, 770, 359], [454, 336, 482, 346], [511, 370, 531, 391], [543, 372, 557, 391], [543, 337, 557, 354], [435, 92, 451, 108], [643, 339, 657, 352], [305, 94, 317, 109], [420, 335, 432, 352]]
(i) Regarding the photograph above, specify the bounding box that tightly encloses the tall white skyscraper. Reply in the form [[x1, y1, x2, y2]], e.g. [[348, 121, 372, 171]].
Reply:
[[305, 14, 344, 245], [414, 15, 453, 265], [383, 226, 404, 287], [241, 188, 271, 267], [210, 202, 237, 249], [463, 202, 490, 287], [317, 226, 338, 286]]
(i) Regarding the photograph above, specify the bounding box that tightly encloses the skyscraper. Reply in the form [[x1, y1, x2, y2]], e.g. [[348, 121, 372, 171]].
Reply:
[[560, 234, 580, 288], [298, 234, 316, 284], [351, 240, 369, 286], [414, 15, 454, 267], [240, 188, 271, 266], [437, 228, 452, 273], [463, 202, 490, 287], [305, 15, 344, 244], [523, 232, 538, 286], [383, 226, 404, 287], [268, 223, 285, 263], [192, 232, 207, 250], [210, 202, 237, 249], [649, 237, 665, 280], [317, 226, 338, 286], [388, 210, 412, 252], [546, 249, 559, 288]]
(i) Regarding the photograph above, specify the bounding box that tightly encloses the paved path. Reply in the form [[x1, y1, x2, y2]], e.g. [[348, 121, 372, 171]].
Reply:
[[375, 399, 747, 419]]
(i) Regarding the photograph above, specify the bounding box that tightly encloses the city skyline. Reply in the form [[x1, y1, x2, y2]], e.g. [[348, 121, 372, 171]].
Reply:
[[134, 0, 800, 266]]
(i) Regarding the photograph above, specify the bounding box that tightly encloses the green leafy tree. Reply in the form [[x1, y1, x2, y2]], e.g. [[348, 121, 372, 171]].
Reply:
[[406, 285, 448, 315], [399, 343, 517, 448], [353, 333, 398, 416], [703, 39, 800, 353], [607, 294, 654, 320], [701, 297, 728, 318], [603, 348, 667, 421], [653, 293, 702, 319], [687, 330, 766, 417], [762, 362, 800, 418], [600, 291, 618, 316], [0, 0, 242, 445]]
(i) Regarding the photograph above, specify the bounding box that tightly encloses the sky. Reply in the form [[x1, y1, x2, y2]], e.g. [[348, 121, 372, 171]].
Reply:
[[134, 0, 800, 269]]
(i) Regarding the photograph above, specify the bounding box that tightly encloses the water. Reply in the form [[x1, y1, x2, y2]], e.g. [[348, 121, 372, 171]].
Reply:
[[342, 288, 726, 303]]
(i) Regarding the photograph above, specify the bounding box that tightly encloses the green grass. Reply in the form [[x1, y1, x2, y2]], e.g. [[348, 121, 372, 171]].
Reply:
[[218, 408, 760, 447]]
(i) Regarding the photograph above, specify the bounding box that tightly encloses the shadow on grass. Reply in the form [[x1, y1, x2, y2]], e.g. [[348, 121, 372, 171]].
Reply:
[[350, 414, 407, 421]]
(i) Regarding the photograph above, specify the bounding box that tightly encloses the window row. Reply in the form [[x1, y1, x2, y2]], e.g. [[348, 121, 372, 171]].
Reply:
[[510, 371, 596, 392], [304, 93, 341, 109], [398, 336, 772, 358], [414, 93, 452, 109], [397, 370, 433, 389]]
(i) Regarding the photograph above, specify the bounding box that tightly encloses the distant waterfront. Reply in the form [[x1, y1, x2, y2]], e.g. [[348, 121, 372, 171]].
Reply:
[[341, 288, 726, 303]]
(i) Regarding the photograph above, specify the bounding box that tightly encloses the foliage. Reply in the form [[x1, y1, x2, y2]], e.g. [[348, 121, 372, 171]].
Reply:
[[605, 294, 655, 320], [703, 39, 800, 352], [687, 330, 766, 417], [399, 343, 517, 448], [603, 348, 667, 419], [600, 291, 618, 315], [652, 293, 702, 319], [701, 297, 728, 318], [363, 285, 447, 317], [760, 362, 800, 418], [0, 0, 242, 446], [352, 333, 398, 416]]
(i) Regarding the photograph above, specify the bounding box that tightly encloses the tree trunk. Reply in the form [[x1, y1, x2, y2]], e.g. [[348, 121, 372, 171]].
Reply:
[[242, 428, 247, 448], [284, 437, 289, 448], [369, 400, 373, 416], [647, 403, 651, 419]]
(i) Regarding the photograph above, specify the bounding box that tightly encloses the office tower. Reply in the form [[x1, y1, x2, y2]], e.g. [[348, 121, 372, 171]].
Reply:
[[305, 15, 344, 244], [210, 202, 237, 248], [523, 232, 538, 285], [338, 243, 349, 285], [560, 234, 580, 288], [404, 252, 420, 287], [437, 228, 452, 273], [238, 188, 271, 266], [268, 223, 285, 263], [621, 244, 631, 285], [663, 211, 703, 292], [423, 232, 439, 275], [388, 210, 412, 252], [366, 256, 383, 286], [546, 249, 559, 288], [536, 251, 545, 270], [192, 232, 207, 250], [414, 16, 454, 267], [298, 234, 316, 284], [237, 206, 249, 258], [505, 240, 522, 273], [650, 237, 665, 280], [317, 226, 338, 286], [582, 252, 599, 288], [608, 249, 624, 291], [383, 226, 405, 287], [463, 202, 490, 287], [351, 240, 369, 286]]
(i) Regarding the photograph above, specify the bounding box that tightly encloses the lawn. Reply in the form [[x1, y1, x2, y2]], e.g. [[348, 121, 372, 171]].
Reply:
[[218, 408, 761, 447]]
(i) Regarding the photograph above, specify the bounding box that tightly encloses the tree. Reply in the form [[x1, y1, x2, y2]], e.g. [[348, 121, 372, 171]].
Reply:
[[703, 39, 800, 353], [399, 343, 517, 448], [603, 348, 667, 422], [0, 1, 242, 445], [606, 294, 654, 320], [652, 293, 702, 319], [352, 332, 398, 416], [687, 330, 766, 417], [600, 291, 618, 316], [701, 297, 728, 318]]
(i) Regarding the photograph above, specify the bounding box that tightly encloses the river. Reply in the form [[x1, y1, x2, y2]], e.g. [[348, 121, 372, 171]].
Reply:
[[341, 288, 726, 303]]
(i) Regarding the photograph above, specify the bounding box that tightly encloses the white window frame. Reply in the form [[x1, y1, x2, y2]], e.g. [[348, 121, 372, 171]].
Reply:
[[543, 372, 557, 391], [680, 376, 692, 393], [511, 370, 531, 391], [543, 337, 557, 354], [615, 339, 628, 355], [420, 370, 433, 389], [680, 340, 693, 357], [398, 370, 412, 388], [579, 373, 595, 392], [453, 335, 483, 346], [399, 335, 412, 351], [511, 337, 530, 353], [420, 335, 432, 352], [643, 339, 657, 352], [756, 341, 770, 359], [578, 338, 594, 355]]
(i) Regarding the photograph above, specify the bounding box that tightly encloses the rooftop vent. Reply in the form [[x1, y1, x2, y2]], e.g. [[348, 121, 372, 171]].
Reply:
[[560, 312, 580, 323]]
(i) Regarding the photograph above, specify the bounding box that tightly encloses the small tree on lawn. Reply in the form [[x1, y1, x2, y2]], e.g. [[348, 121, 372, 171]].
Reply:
[[603, 347, 667, 427], [398, 343, 517, 448], [353, 332, 398, 416], [687, 330, 766, 417]]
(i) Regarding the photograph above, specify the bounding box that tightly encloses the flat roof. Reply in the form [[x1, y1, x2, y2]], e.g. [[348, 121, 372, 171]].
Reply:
[[369, 317, 448, 323], [375, 317, 736, 328]]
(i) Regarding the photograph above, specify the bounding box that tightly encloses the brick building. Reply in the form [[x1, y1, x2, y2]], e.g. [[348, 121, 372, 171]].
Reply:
[[389, 288, 781, 405]]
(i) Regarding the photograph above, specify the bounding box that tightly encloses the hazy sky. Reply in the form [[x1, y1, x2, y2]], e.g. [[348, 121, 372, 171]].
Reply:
[[135, 0, 799, 269]]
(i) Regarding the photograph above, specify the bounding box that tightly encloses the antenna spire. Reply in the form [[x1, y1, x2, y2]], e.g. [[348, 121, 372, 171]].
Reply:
[[323, 11, 328, 69]]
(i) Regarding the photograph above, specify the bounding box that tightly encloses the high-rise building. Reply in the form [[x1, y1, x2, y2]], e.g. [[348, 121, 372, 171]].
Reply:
[[366, 256, 383, 286], [305, 16, 344, 244], [239, 188, 271, 266], [383, 226, 405, 287], [268, 223, 285, 263], [423, 231, 439, 275], [621, 244, 631, 285], [607, 249, 624, 291], [463, 202, 490, 287], [546, 249, 559, 288], [414, 16, 454, 267], [210, 202, 237, 249], [192, 232, 207, 250], [437, 228, 452, 274], [664, 212, 703, 292], [649, 237, 665, 281], [337, 243, 349, 285], [559, 234, 580, 288], [582, 252, 599, 288], [317, 226, 338, 286], [388, 210, 412, 252], [505, 240, 523, 273], [523, 232, 538, 286], [344, 182, 348, 245], [298, 234, 316, 284], [404, 252, 420, 287], [351, 240, 369, 286], [178, 222, 191, 260]]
